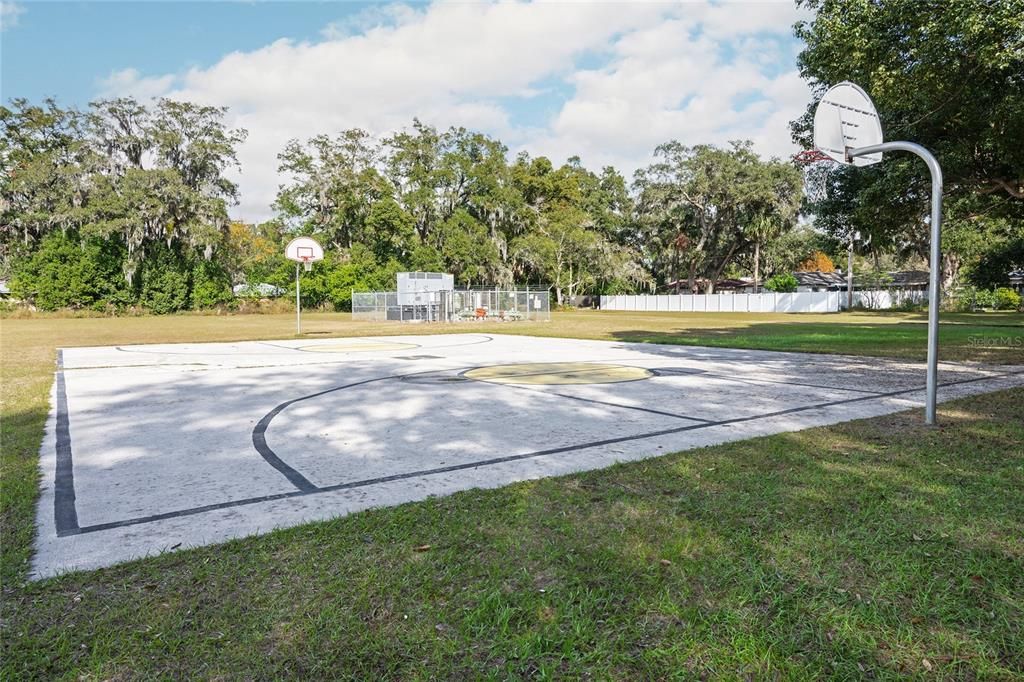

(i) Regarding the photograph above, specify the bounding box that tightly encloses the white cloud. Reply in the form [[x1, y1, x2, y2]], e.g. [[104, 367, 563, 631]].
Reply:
[[98, 68, 178, 101], [97, 0, 813, 221], [1, 1, 24, 31]]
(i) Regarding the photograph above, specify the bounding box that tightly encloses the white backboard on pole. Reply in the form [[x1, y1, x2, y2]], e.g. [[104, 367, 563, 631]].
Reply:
[[285, 237, 323, 334], [285, 237, 324, 264], [813, 81, 884, 166]]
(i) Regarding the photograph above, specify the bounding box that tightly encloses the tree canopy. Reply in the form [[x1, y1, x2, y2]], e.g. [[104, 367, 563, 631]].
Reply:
[[633, 141, 802, 293], [793, 0, 1024, 286], [4, 99, 810, 312]]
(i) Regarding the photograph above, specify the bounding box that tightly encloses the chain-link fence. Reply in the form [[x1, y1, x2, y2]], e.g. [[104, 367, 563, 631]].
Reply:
[[352, 288, 550, 322]]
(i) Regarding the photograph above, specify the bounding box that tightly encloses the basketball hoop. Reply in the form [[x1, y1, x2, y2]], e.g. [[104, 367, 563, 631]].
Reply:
[[793, 149, 832, 165], [284, 237, 325, 334], [810, 80, 944, 425]]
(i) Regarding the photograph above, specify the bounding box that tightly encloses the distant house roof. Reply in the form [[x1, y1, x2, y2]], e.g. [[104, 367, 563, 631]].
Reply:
[[794, 271, 845, 289], [889, 270, 930, 287], [851, 270, 931, 288], [706, 278, 752, 291]]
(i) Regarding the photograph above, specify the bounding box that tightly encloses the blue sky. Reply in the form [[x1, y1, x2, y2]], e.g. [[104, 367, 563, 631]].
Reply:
[[1, 1, 812, 221], [2, 2, 377, 103]]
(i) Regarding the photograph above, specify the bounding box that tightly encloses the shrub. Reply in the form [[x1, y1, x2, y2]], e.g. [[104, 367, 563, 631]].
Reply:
[[9, 231, 129, 311], [764, 273, 798, 292], [993, 287, 1022, 311], [951, 286, 1022, 311], [190, 259, 234, 309], [893, 297, 925, 312], [138, 244, 191, 314], [323, 244, 403, 311]]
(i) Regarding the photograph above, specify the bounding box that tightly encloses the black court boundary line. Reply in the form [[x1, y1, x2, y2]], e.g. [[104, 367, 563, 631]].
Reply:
[[55, 367, 1023, 537], [488, 381, 718, 424], [248, 369, 454, 492], [53, 351, 80, 535], [397, 368, 714, 422]]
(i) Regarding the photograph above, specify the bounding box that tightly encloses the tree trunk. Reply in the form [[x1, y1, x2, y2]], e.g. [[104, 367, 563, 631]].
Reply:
[[753, 241, 760, 293], [673, 250, 680, 293], [709, 240, 741, 292], [941, 252, 958, 291]]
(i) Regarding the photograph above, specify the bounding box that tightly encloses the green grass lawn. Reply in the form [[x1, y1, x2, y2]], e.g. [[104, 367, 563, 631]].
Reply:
[[2, 310, 1022, 679]]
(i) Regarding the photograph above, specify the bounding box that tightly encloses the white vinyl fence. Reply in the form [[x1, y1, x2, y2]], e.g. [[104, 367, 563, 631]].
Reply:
[[851, 289, 928, 310], [600, 291, 842, 313]]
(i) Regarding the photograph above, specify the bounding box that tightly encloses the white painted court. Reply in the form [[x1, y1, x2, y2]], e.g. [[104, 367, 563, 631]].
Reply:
[[35, 333, 1023, 577]]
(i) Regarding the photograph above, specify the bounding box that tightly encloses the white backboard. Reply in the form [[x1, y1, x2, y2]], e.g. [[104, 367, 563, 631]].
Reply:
[[813, 81, 884, 166], [285, 237, 324, 263]]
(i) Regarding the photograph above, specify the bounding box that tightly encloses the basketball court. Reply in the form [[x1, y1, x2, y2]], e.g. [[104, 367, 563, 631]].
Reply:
[[34, 333, 1023, 577]]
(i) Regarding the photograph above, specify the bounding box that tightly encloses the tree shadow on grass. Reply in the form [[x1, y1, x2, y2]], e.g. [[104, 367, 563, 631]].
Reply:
[[0, 403, 48, 587], [3, 388, 1022, 679], [608, 323, 1024, 364]]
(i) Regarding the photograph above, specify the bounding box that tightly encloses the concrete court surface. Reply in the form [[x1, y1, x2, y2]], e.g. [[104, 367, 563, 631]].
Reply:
[[34, 332, 1024, 577]]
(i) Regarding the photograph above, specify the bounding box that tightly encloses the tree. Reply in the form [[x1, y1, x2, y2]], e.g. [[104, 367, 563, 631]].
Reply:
[[633, 141, 802, 292], [431, 209, 502, 286], [275, 129, 389, 249], [796, 250, 836, 272], [221, 221, 284, 285], [436, 127, 526, 257], [757, 225, 837, 281], [2, 97, 247, 310], [744, 214, 790, 292], [792, 0, 1024, 285], [510, 154, 646, 301], [1, 98, 92, 264], [385, 119, 443, 243], [363, 198, 416, 263]]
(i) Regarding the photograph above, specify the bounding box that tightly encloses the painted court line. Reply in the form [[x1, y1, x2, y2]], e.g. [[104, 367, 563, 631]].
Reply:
[[51, 360, 1023, 538], [53, 351, 79, 535]]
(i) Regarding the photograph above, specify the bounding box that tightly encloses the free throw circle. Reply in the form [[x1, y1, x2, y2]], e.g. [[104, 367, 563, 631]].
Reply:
[[464, 362, 652, 385]]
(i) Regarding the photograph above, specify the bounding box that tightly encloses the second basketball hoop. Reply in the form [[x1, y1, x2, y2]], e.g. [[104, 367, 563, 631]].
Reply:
[[285, 237, 324, 334], [286, 236, 324, 271]]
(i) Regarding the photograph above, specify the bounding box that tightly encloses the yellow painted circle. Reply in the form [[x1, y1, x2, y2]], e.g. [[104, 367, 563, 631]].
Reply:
[[464, 363, 652, 385], [298, 341, 418, 353]]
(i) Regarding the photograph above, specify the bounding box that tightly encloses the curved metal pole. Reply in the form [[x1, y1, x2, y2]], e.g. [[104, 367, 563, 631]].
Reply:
[[849, 141, 942, 425]]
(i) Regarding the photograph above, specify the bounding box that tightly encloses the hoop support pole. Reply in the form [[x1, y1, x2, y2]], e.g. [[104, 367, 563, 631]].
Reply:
[[849, 141, 942, 425], [295, 261, 301, 335]]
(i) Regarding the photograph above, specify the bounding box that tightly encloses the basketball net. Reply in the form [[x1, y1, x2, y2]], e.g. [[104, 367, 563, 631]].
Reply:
[[793, 149, 832, 165], [302, 258, 312, 272]]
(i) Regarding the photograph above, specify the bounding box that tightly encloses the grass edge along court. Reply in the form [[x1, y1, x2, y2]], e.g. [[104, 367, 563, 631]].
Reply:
[[1, 310, 1022, 679]]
